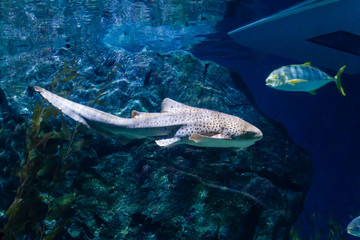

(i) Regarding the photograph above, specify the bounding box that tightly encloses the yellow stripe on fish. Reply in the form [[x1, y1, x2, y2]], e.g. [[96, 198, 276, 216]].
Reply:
[[265, 62, 346, 96]]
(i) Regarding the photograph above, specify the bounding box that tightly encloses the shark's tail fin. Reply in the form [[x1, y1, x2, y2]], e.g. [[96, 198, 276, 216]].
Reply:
[[34, 86, 131, 139], [34, 86, 90, 127], [334, 65, 346, 96]]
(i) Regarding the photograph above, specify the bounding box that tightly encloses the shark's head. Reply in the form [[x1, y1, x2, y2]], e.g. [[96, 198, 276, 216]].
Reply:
[[157, 98, 263, 148], [241, 122, 263, 140], [187, 115, 263, 149], [227, 118, 263, 148]]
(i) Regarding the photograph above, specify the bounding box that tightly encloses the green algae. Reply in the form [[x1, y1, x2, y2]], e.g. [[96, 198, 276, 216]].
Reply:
[[290, 211, 348, 240], [3, 60, 86, 240]]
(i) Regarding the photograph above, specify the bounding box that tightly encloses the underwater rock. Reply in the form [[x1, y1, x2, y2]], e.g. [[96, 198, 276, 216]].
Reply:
[[1, 50, 312, 239], [0, 87, 25, 228]]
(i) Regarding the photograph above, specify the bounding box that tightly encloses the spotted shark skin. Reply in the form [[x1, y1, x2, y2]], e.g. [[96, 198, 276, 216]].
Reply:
[[34, 86, 263, 148]]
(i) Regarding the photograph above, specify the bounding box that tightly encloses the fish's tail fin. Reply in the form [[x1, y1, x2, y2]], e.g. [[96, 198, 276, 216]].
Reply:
[[334, 65, 346, 96]]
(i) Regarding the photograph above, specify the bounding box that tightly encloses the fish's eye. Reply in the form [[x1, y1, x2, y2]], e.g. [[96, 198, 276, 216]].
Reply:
[[272, 74, 279, 79]]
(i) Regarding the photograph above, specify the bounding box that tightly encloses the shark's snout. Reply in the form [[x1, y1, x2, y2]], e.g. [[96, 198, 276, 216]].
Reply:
[[245, 124, 263, 140]]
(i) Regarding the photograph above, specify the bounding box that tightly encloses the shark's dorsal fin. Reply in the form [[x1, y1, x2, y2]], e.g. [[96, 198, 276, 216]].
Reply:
[[161, 98, 195, 113], [189, 133, 231, 143]]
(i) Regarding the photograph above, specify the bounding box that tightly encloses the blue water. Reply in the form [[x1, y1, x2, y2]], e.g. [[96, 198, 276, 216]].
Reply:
[[1, 0, 360, 239], [193, 1, 360, 237]]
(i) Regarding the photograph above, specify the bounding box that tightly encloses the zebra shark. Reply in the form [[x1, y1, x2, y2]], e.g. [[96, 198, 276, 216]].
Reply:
[[34, 86, 262, 148]]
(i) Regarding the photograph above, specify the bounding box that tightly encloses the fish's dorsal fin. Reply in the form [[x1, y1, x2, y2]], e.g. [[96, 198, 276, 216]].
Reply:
[[189, 133, 231, 143], [303, 62, 312, 66], [161, 98, 195, 113]]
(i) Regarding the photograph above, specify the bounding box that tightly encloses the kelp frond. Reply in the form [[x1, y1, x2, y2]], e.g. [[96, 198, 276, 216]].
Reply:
[[3, 58, 88, 240]]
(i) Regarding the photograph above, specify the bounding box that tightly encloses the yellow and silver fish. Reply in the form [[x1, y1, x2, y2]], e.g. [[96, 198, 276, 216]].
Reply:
[[265, 62, 346, 96], [347, 215, 360, 237]]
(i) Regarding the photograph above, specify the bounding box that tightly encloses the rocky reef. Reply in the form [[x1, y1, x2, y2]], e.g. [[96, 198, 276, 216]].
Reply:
[[0, 48, 312, 239], [0, 87, 25, 227]]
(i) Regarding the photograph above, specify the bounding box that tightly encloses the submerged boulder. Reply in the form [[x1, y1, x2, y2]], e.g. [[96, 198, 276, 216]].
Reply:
[[0, 87, 24, 228], [1, 49, 312, 239]]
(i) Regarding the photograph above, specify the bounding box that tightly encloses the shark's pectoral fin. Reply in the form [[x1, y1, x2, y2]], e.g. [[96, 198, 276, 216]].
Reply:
[[189, 134, 202, 143], [189, 133, 231, 143], [155, 137, 181, 147]]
